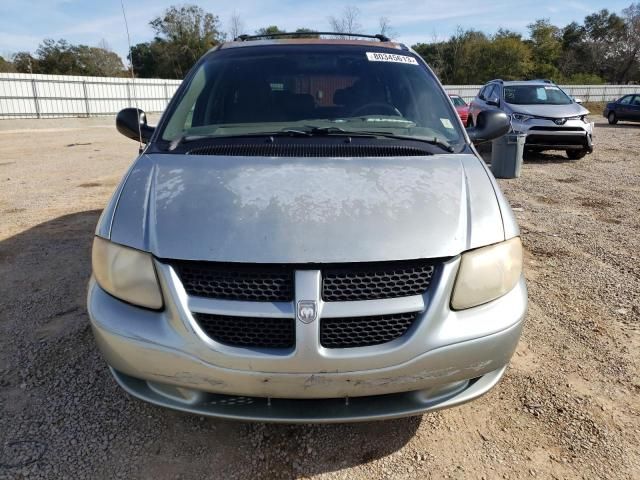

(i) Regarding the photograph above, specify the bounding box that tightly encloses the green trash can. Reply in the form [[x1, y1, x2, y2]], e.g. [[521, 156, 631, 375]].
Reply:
[[491, 133, 525, 179]]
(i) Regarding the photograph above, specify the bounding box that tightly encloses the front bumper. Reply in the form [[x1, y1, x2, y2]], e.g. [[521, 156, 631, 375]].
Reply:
[[512, 117, 593, 152], [87, 257, 527, 422], [110, 365, 508, 423]]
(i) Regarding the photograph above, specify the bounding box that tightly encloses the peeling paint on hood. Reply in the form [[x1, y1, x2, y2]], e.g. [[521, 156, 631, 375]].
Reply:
[[108, 153, 505, 263]]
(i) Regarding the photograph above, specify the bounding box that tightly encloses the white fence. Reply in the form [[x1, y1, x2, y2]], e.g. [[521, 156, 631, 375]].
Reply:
[[0, 73, 181, 119], [1, 73, 638, 119]]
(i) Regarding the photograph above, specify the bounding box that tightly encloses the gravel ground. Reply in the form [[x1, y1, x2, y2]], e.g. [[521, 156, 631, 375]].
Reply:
[[0, 116, 638, 479]]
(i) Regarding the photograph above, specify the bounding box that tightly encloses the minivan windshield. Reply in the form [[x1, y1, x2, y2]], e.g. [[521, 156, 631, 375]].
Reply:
[[503, 85, 573, 105], [160, 45, 464, 150]]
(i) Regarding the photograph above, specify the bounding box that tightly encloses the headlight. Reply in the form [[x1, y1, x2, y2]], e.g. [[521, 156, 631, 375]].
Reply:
[[511, 113, 533, 122], [451, 237, 523, 310], [92, 236, 163, 309]]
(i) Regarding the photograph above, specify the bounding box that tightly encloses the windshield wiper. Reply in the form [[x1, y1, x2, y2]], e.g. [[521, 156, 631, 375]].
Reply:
[[289, 126, 455, 152], [351, 132, 455, 153], [168, 127, 354, 150], [287, 126, 455, 152], [168, 127, 377, 149]]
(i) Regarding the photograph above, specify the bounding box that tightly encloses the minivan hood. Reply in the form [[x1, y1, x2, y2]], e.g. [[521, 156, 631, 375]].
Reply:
[[107, 153, 505, 263], [507, 102, 589, 118]]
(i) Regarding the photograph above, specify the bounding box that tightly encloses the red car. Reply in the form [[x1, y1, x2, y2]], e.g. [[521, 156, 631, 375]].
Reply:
[[449, 94, 470, 126]]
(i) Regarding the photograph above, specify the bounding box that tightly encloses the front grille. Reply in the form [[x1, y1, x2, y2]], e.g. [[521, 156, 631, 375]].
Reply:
[[526, 134, 587, 146], [320, 312, 419, 348], [195, 313, 295, 348], [187, 144, 431, 157], [172, 261, 293, 302], [322, 261, 435, 302]]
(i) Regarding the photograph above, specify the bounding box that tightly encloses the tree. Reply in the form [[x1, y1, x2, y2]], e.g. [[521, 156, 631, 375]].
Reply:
[[328, 6, 362, 36], [13, 39, 125, 76], [378, 17, 395, 39], [486, 30, 532, 81], [413, 28, 532, 84], [227, 11, 245, 40], [527, 19, 562, 79], [149, 4, 224, 78], [35, 39, 77, 74], [0, 56, 16, 73], [255, 25, 285, 36], [582, 9, 626, 81], [75, 45, 125, 76], [292, 28, 320, 38], [616, 3, 640, 83], [129, 42, 156, 78], [11, 52, 37, 73]]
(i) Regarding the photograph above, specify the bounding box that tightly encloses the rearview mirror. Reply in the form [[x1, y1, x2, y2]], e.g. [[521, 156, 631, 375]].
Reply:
[[466, 110, 510, 144], [486, 97, 500, 107], [116, 108, 155, 143], [573, 97, 583, 104]]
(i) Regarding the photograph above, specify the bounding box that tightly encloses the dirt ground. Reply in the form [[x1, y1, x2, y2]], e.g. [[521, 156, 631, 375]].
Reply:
[[0, 115, 638, 479]]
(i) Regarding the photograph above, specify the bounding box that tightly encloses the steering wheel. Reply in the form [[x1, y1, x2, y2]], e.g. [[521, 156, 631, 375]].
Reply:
[[350, 102, 402, 117]]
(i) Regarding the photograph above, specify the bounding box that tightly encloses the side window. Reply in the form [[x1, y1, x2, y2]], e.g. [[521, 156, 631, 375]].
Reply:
[[619, 95, 632, 105], [484, 84, 496, 101], [478, 85, 488, 100], [632, 95, 640, 106]]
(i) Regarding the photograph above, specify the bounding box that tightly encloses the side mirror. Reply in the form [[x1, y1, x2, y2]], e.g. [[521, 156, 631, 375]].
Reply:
[[467, 110, 510, 144], [573, 97, 583, 104], [116, 108, 155, 143], [486, 96, 500, 107]]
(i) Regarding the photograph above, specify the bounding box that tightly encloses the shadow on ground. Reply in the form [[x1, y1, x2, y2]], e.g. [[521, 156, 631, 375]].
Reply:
[[0, 211, 419, 479]]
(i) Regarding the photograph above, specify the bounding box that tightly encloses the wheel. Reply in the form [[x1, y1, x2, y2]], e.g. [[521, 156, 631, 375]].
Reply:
[[608, 111, 618, 125], [566, 149, 588, 160]]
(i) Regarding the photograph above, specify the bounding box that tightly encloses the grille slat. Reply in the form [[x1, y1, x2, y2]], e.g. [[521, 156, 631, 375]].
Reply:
[[322, 261, 435, 302], [321, 312, 418, 348], [172, 262, 293, 302], [195, 313, 295, 348], [187, 143, 431, 157]]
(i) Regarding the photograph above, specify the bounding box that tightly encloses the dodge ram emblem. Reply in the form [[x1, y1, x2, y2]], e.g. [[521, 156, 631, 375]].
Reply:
[[297, 300, 317, 324]]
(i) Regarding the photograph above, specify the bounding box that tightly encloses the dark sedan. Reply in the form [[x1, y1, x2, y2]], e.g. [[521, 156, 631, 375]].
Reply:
[[604, 94, 640, 124]]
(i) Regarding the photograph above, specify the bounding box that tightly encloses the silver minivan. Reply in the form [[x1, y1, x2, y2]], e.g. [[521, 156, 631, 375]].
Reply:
[[88, 34, 526, 423]]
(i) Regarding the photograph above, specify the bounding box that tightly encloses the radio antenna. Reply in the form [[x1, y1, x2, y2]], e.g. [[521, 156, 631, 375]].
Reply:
[[120, 0, 143, 152]]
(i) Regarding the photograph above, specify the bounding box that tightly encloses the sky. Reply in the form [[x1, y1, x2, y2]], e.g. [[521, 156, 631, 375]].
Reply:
[[0, 0, 634, 62]]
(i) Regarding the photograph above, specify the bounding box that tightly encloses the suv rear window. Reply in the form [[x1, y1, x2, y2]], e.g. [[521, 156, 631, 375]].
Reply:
[[160, 45, 463, 149]]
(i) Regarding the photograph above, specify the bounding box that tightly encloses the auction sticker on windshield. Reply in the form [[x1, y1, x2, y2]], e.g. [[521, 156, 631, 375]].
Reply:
[[366, 52, 418, 65]]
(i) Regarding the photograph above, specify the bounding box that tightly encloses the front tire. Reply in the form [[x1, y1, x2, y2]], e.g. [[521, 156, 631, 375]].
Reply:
[[608, 111, 618, 125], [566, 149, 588, 160]]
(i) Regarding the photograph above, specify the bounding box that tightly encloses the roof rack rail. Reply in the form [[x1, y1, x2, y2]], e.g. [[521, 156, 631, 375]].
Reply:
[[489, 79, 504, 83], [234, 32, 390, 42]]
